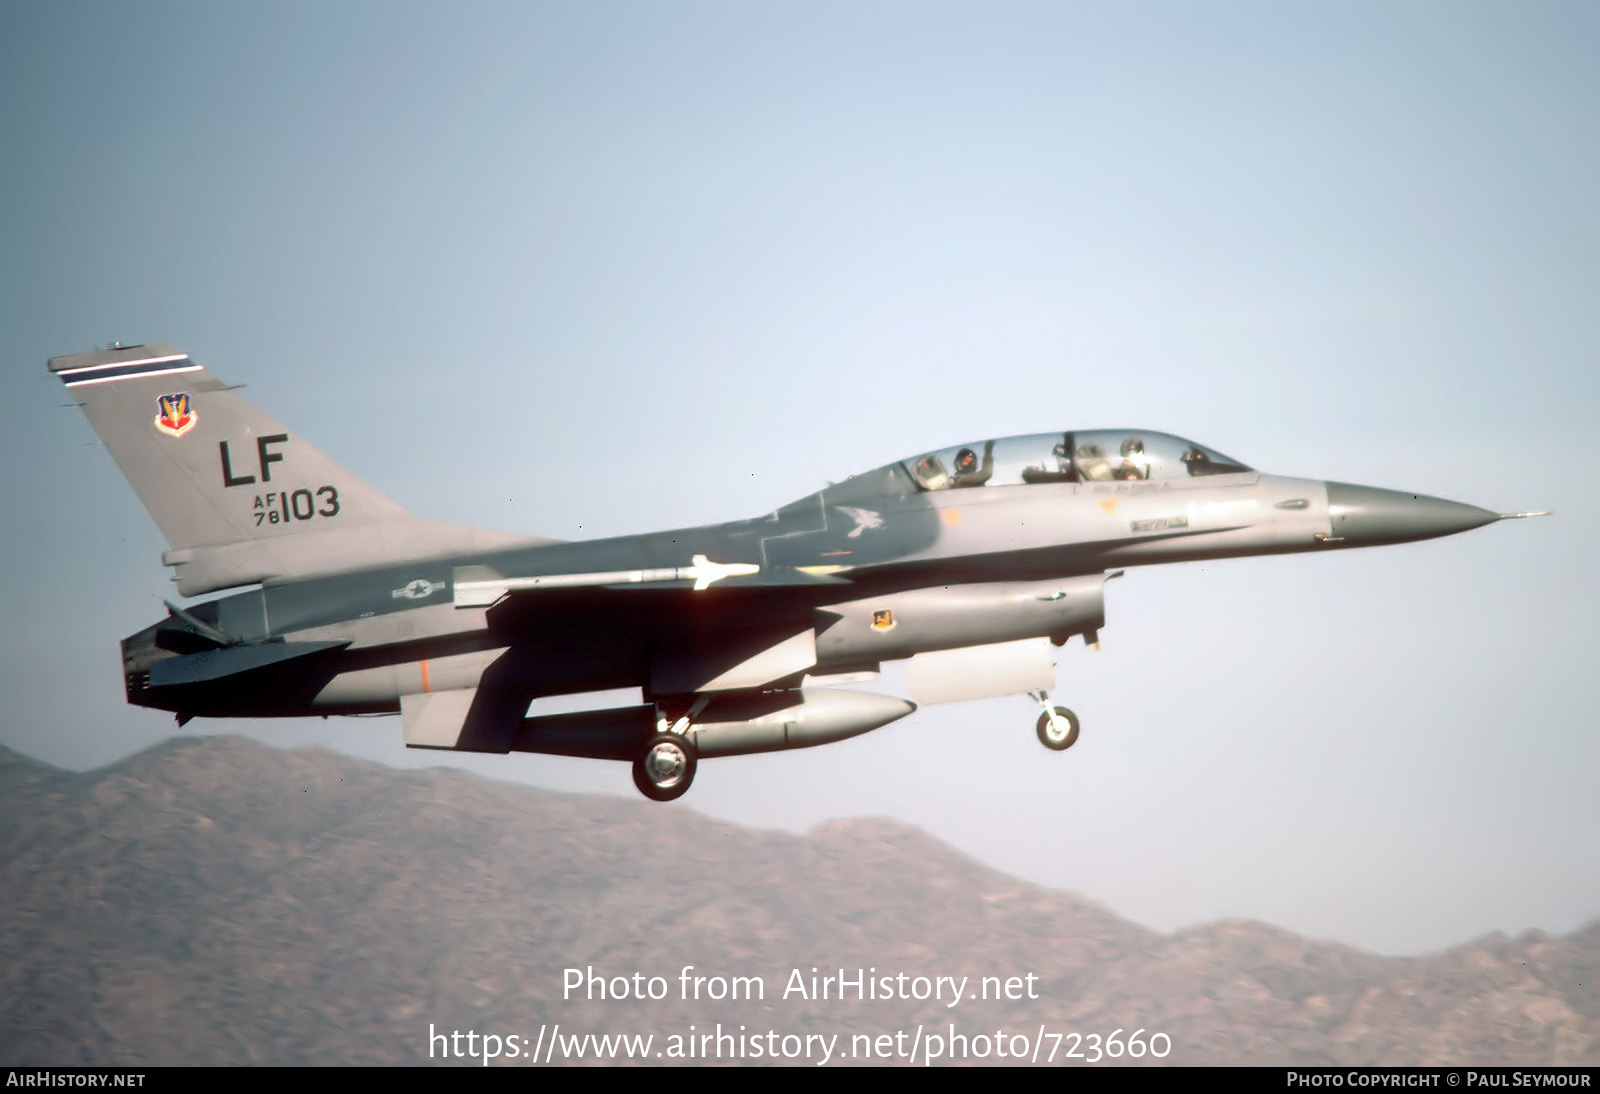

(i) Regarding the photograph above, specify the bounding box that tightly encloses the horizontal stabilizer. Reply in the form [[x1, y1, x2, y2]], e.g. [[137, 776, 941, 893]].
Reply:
[[147, 640, 347, 688]]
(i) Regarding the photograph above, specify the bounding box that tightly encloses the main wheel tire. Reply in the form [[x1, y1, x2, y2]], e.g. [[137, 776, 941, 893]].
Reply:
[[632, 733, 698, 801], [1035, 706, 1080, 751]]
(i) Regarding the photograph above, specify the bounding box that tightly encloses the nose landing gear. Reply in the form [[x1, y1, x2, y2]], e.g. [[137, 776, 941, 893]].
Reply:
[[1029, 690, 1080, 751]]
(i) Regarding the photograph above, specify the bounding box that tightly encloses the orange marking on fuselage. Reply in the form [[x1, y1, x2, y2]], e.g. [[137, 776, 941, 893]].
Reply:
[[421, 658, 430, 693]]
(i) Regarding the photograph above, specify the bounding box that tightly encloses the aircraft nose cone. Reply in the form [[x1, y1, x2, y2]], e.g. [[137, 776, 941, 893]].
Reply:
[[1325, 482, 1499, 545]]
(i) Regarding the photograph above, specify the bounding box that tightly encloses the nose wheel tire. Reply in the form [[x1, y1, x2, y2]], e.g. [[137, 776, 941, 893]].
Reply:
[[1036, 706, 1080, 751], [633, 733, 698, 801]]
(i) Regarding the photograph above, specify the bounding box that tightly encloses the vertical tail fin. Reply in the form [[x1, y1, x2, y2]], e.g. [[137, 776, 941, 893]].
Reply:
[[51, 343, 409, 547], [52, 344, 540, 596]]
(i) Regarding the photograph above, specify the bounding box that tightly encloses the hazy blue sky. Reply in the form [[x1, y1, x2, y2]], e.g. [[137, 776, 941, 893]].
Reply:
[[2, 2, 1595, 956]]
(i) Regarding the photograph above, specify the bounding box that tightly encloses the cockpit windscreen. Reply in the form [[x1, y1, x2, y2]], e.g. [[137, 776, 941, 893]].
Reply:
[[904, 431, 1251, 490]]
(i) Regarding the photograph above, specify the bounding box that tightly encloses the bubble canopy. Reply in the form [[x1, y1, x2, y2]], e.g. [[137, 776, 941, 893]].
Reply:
[[903, 431, 1251, 491]]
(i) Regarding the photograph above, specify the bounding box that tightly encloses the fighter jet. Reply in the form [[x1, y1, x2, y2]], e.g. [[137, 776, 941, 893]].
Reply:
[[52, 344, 1546, 800]]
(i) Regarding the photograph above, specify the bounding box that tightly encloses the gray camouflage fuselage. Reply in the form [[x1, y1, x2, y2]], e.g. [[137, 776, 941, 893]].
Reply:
[[121, 461, 1493, 713]]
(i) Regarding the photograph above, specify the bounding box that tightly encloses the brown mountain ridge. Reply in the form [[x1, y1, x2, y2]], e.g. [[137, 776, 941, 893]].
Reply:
[[0, 737, 1594, 1066]]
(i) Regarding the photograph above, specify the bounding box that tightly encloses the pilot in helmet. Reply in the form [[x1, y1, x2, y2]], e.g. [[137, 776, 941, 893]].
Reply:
[[1116, 437, 1146, 480], [951, 442, 995, 487]]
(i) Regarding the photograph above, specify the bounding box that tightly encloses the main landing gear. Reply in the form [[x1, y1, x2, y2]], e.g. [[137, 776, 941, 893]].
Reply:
[[633, 734, 697, 801], [632, 697, 707, 802], [1028, 690, 1080, 751]]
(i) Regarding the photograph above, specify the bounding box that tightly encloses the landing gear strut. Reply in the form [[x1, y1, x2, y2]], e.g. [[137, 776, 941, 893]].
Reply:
[[1029, 690, 1080, 751], [633, 696, 709, 801]]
